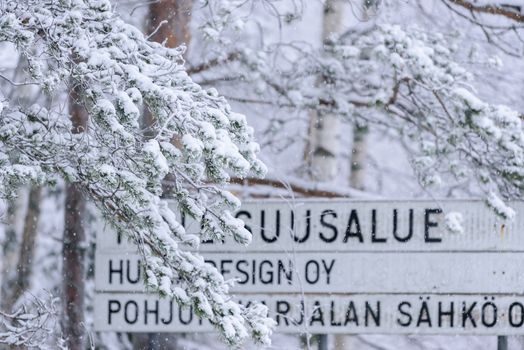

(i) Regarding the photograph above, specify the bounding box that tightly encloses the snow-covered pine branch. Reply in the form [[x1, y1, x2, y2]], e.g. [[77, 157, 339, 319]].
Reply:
[[192, 22, 524, 218], [0, 294, 64, 349], [0, 0, 273, 345]]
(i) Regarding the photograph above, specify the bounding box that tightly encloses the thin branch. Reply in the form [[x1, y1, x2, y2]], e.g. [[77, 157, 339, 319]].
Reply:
[[186, 52, 240, 75], [146, 20, 168, 40], [0, 74, 39, 87], [228, 176, 377, 198], [129, 0, 159, 16], [446, 0, 524, 22]]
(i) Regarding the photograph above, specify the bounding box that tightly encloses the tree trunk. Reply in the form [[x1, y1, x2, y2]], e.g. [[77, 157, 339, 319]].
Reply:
[[348, 1, 374, 191], [6, 186, 42, 310], [337, 3, 372, 347], [142, 0, 193, 134], [63, 185, 86, 350], [62, 83, 88, 350], [1, 191, 25, 310], [132, 2, 193, 349], [304, 0, 347, 182], [305, 0, 353, 348], [349, 124, 368, 190], [147, 0, 192, 48]]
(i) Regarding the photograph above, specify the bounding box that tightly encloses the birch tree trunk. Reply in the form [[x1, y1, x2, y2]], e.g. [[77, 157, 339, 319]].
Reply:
[[305, 0, 347, 182], [6, 186, 42, 310], [62, 84, 88, 350], [348, 2, 374, 191], [336, 3, 372, 347], [349, 124, 368, 190], [305, 0, 354, 348], [1, 191, 25, 310], [0, 58, 44, 315]]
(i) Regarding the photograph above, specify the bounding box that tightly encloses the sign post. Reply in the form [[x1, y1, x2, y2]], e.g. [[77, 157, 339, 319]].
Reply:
[[498, 335, 508, 350], [94, 199, 524, 343]]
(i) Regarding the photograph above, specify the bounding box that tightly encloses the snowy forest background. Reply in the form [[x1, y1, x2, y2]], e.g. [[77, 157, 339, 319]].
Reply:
[[1, 0, 524, 349]]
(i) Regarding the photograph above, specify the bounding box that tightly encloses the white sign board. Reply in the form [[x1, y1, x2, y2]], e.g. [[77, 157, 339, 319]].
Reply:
[[97, 199, 524, 252], [94, 293, 524, 334], [94, 199, 524, 334], [96, 252, 524, 294]]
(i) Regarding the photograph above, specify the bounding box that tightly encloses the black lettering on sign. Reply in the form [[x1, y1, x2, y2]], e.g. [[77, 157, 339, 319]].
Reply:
[[144, 300, 159, 325], [424, 208, 442, 243], [294, 301, 304, 325], [161, 301, 173, 325], [109, 259, 123, 284], [124, 301, 139, 324], [117, 231, 122, 244], [481, 298, 497, 328], [344, 301, 359, 326], [276, 300, 290, 326], [305, 260, 320, 284], [461, 302, 477, 328], [397, 302, 412, 327], [344, 210, 363, 243], [127, 259, 140, 284], [179, 305, 193, 325], [365, 301, 380, 327], [371, 209, 387, 243], [252, 260, 256, 285], [220, 260, 232, 276], [259, 260, 274, 284], [509, 302, 524, 327], [416, 299, 432, 327], [393, 209, 413, 242], [330, 301, 341, 326], [322, 259, 335, 284], [293, 210, 310, 243], [310, 301, 324, 326], [108, 300, 121, 324], [260, 210, 266, 241], [438, 301, 454, 327], [260, 210, 280, 243], [277, 260, 293, 285], [236, 260, 249, 284], [235, 210, 252, 233], [320, 210, 338, 243], [263, 209, 280, 243]]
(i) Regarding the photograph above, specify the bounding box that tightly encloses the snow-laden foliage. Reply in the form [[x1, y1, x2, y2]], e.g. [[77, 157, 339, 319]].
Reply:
[[197, 0, 247, 44], [0, 295, 65, 349], [0, 0, 273, 345], [192, 19, 524, 217]]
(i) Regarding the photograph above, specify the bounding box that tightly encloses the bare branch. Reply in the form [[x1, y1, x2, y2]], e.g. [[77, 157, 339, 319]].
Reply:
[[186, 52, 240, 75], [445, 0, 524, 22], [228, 176, 377, 198]]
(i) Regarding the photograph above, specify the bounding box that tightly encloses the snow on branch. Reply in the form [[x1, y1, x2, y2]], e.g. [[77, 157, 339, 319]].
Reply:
[[0, 0, 273, 345], [193, 23, 524, 218], [0, 295, 65, 349]]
